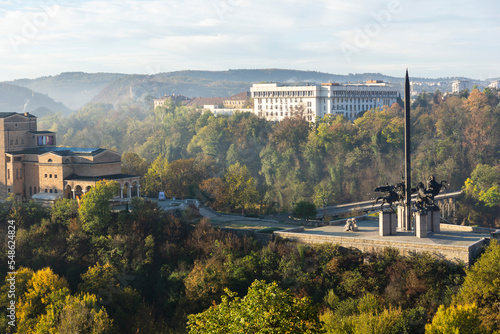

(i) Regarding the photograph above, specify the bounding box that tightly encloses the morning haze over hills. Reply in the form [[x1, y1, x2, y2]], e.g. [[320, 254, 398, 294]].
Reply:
[[1, 69, 492, 113]]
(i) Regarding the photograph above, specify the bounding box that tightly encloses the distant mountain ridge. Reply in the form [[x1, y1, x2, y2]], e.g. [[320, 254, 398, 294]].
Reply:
[[0, 83, 71, 117], [9, 72, 127, 110], [1, 69, 483, 113]]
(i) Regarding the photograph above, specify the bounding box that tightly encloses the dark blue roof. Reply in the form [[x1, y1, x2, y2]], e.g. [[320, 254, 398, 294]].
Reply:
[[29, 131, 56, 134], [7, 146, 106, 156], [43, 147, 103, 154]]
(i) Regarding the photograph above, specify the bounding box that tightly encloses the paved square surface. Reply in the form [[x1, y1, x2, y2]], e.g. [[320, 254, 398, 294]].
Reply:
[[301, 219, 491, 247]]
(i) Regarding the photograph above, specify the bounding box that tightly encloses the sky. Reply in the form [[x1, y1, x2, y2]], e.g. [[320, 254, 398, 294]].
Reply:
[[1, 0, 499, 82]]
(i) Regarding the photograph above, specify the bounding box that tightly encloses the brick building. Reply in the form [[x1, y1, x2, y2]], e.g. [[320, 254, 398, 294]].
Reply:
[[0, 112, 140, 201]]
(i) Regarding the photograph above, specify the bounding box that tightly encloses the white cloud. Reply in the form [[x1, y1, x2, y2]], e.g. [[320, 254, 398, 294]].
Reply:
[[0, 0, 499, 80]]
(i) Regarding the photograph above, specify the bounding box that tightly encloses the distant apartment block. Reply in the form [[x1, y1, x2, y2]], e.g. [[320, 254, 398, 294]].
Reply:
[[489, 81, 500, 90], [452, 80, 472, 94], [250, 81, 400, 122]]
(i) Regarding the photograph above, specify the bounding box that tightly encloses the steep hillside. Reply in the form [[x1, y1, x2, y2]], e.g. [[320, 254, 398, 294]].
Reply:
[[0, 83, 71, 116]]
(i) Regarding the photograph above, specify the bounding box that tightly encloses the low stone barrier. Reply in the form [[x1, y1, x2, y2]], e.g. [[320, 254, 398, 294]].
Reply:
[[274, 229, 488, 266]]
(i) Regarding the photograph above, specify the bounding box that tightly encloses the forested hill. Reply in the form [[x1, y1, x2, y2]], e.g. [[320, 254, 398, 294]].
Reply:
[[2, 69, 478, 112], [89, 74, 251, 106]]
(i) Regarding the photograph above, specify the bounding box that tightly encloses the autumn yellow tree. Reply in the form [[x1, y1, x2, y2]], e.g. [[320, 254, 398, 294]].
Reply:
[[425, 303, 485, 334], [17, 267, 113, 333]]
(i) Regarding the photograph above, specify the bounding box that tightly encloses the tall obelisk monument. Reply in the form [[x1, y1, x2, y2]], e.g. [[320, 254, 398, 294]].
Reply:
[[404, 70, 412, 230]]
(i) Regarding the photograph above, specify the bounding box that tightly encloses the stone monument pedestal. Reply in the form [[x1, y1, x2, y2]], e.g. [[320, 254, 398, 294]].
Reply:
[[397, 206, 407, 229], [428, 207, 440, 232], [415, 212, 427, 238], [379, 211, 397, 236]]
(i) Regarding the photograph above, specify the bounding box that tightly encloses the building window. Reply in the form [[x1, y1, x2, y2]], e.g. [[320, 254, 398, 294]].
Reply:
[[45, 189, 48, 193], [54, 174, 57, 178], [21, 139, 24, 145], [10, 140, 13, 145], [37, 135, 54, 146], [54, 189, 58, 193], [45, 174, 48, 178], [7, 169, 9, 180], [49, 174, 52, 178], [49, 189, 53, 193], [34, 187, 37, 194], [15, 139, 18, 145], [16, 169, 18, 179], [48, 159, 53, 162]]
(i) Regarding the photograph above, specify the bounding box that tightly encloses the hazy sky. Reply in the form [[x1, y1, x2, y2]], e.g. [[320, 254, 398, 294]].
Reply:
[[1, 0, 499, 81]]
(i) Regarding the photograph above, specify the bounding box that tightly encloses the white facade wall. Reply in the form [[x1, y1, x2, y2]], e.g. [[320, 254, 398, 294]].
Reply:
[[452, 80, 472, 93], [250, 83, 321, 122], [489, 81, 500, 90], [251, 82, 400, 122]]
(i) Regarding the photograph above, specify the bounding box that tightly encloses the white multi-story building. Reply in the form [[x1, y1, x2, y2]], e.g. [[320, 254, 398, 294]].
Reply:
[[452, 80, 472, 94], [250, 81, 400, 122], [489, 81, 500, 90]]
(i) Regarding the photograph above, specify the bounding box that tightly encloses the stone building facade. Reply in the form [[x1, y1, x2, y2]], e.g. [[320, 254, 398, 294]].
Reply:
[[0, 112, 140, 201]]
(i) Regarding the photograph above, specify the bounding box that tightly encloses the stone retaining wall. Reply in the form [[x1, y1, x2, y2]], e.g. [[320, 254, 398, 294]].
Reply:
[[274, 229, 487, 266]]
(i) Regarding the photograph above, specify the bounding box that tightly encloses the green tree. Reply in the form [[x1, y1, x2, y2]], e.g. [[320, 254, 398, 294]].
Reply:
[[78, 180, 120, 236], [142, 155, 169, 197], [165, 157, 215, 199], [464, 164, 500, 208], [187, 280, 322, 333], [188, 114, 232, 163], [121, 152, 148, 175], [293, 201, 317, 220], [224, 162, 258, 213], [51, 198, 79, 225], [313, 181, 335, 208], [479, 185, 500, 208], [454, 240, 500, 331]]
